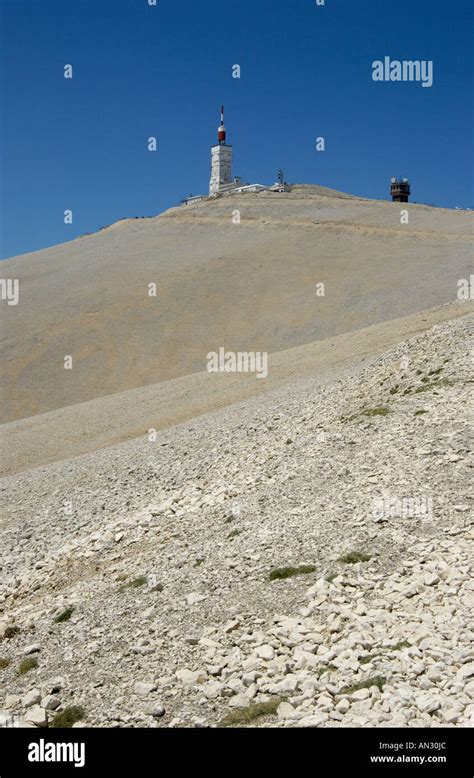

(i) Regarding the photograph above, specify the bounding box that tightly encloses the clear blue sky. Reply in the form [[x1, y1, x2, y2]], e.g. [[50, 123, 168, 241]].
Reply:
[[1, 0, 472, 259]]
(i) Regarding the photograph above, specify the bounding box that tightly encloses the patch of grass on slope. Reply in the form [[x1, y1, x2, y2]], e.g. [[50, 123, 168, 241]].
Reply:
[[50, 706, 85, 728], [269, 565, 316, 581], [341, 675, 386, 694], [18, 658, 38, 676], [119, 576, 147, 592], [337, 551, 371, 564], [220, 698, 284, 727], [54, 607, 74, 623]]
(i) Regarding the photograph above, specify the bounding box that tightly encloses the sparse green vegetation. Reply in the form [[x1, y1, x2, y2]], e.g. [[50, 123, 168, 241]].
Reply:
[[342, 406, 391, 423], [50, 705, 85, 728], [389, 386, 399, 395], [220, 698, 284, 727], [414, 378, 454, 394], [360, 642, 409, 664], [18, 657, 38, 676], [326, 571, 338, 583], [224, 517, 234, 524], [54, 606, 74, 623], [391, 640, 410, 651], [341, 675, 386, 694], [194, 558, 205, 567], [227, 529, 241, 540], [359, 655, 377, 665], [2, 625, 20, 640], [269, 565, 317, 581], [0, 657, 11, 669], [414, 409, 428, 416], [362, 407, 391, 418], [316, 664, 336, 678], [337, 551, 371, 564], [119, 576, 147, 592]]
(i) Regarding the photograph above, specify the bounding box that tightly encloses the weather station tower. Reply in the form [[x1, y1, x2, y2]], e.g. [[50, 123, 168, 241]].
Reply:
[[390, 177, 411, 203], [209, 106, 233, 195]]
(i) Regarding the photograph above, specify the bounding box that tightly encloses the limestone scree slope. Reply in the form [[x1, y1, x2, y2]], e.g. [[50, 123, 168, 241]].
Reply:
[[0, 313, 472, 728]]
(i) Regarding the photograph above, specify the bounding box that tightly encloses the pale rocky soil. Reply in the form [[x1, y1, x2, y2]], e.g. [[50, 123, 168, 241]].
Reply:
[[1, 185, 472, 423], [2, 300, 469, 476], [0, 312, 472, 728]]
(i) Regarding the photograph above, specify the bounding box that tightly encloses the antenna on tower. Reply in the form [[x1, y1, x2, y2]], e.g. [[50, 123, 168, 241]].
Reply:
[[217, 105, 226, 145], [278, 169, 284, 185]]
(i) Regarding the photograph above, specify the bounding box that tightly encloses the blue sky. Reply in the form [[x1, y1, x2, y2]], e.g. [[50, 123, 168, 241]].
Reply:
[[1, 0, 472, 258]]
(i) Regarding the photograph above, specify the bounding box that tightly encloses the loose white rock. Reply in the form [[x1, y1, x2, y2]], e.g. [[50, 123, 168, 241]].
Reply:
[[134, 682, 157, 696], [23, 644, 41, 655], [22, 690, 41, 708], [175, 669, 207, 685], [24, 706, 48, 727], [277, 701, 298, 720], [256, 645, 275, 661], [186, 593, 207, 606]]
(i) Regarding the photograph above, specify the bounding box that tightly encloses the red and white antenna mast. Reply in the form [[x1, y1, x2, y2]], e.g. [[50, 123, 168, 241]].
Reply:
[[218, 105, 226, 144]]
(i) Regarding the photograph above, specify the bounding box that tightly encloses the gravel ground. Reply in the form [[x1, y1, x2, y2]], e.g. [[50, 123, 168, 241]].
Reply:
[[0, 311, 472, 728], [2, 300, 469, 476]]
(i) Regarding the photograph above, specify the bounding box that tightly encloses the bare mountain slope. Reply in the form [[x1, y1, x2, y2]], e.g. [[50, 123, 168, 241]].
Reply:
[[1, 185, 472, 423], [1, 300, 471, 476], [0, 313, 471, 728]]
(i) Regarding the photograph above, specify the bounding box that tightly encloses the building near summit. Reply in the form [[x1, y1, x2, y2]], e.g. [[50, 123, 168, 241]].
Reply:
[[183, 107, 408, 206], [209, 105, 234, 195], [391, 177, 411, 203], [182, 107, 289, 205]]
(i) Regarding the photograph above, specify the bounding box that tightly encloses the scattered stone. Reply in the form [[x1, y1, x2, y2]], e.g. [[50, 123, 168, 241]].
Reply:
[[457, 663, 474, 681], [23, 644, 41, 655], [269, 674, 299, 694], [24, 706, 48, 727], [4, 695, 21, 709], [224, 620, 241, 634], [186, 593, 207, 606], [228, 694, 250, 709], [141, 606, 157, 621], [298, 713, 328, 727], [175, 669, 207, 686], [41, 695, 61, 711], [350, 688, 371, 701], [134, 682, 157, 696], [336, 698, 351, 714], [415, 694, 441, 714], [144, 703, 166, 718], [46, 677, 65, 694], [256, 645, 274, 661], [277, 701, 297, 720], [22, 690, 41, 708]]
